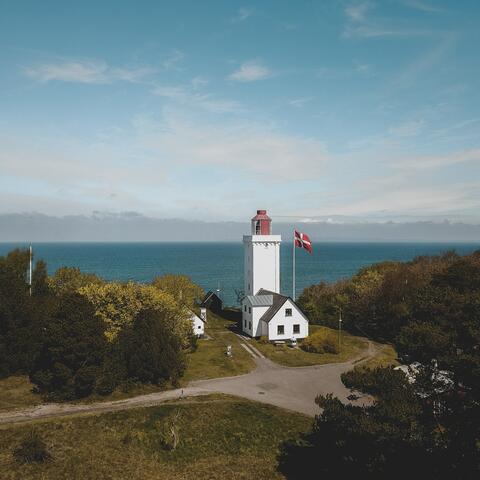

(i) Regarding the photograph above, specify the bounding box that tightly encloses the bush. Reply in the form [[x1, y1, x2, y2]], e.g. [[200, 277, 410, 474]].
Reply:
[[13, 430, 51, 464], [300, 329, 339, 354]]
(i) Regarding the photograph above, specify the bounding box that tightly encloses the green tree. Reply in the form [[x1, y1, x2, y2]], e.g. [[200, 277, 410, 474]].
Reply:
[[117, 308, 186, 386], [152, 274, 204, 307], [29, 293, 107, 400]]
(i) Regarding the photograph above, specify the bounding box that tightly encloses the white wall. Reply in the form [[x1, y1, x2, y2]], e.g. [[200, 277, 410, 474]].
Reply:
[[241, 300, 269, 337], [267, 299, 308, 341], [243, 235, 281, 295], [191, 313, 204, 336]]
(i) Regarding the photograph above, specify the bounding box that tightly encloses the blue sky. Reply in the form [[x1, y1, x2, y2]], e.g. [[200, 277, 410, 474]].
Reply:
[[1, 0, 479, 223]]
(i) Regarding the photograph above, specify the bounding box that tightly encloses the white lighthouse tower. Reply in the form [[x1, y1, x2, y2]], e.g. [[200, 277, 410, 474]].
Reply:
[[243, 210, 281, 296], [241, 209, 309, 340]]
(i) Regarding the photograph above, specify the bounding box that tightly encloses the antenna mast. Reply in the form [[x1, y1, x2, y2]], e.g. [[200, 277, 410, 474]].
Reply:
[[29, 244, 32, 296]]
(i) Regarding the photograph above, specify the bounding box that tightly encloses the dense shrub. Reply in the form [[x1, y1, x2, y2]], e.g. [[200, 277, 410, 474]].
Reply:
[[13, 430, 51, 464], [300, 329, 339, 354]]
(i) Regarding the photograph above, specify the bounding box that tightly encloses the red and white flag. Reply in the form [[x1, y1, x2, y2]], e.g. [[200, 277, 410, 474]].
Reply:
[[294, 230, 313, 254]]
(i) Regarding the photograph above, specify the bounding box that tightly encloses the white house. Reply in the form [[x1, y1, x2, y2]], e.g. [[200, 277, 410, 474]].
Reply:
[[190, 307, 206, 337], [241, 210, 309, 341]]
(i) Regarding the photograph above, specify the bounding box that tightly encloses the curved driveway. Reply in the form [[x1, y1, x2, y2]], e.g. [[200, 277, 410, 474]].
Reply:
[[0, 341, 372, 426]]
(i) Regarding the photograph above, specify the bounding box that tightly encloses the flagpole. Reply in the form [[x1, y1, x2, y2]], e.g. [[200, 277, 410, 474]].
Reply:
[[29, 244, 32, 297], [292, 230, 295, 301]]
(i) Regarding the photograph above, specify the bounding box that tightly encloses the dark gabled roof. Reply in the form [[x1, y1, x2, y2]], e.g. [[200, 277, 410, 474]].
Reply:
[[200, 291, 222, 307], [256, 289, 289, 323]]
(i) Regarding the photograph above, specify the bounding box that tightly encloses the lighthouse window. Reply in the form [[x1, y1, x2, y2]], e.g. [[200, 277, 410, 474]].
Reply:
[[277, 325, 285, 335], [255, 221, 261, 234], [285, 308, 292, 317]]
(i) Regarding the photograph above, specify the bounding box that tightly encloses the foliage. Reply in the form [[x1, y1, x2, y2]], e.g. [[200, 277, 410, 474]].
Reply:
[[13, 430, 51, 464], [152, 274, 204, 307], [116, 308, 186, 386], [48, 266, 103, 295], [300, 329, 338, 354], [282, 249, 480, 479], [0, 249, 52, 377], [29, 293, 108, 400], [78, 281, 191, 344]]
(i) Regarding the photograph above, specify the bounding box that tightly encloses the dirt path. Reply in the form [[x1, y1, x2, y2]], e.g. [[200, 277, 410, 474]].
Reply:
[[0, 340, 375, 426]]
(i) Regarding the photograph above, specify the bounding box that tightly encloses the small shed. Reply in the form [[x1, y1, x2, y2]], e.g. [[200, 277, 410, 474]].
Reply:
[[200, 291, 223, 314]]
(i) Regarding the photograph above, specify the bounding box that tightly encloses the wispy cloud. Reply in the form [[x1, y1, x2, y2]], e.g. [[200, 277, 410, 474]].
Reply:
[[24, 59, 151, 84], [228, 59, 272, 82], [289, 97, 314, 108], [403, 0, 446, 13], [136, 111, 329, 182], [344, 1, 373, 22], [231, 7, 254, 23], [394, 148, 480, 171], [161, 49, 185, 70], [388, 119, 425, 137], [343, 1, 431, 38], [152, 84, 243, 113]]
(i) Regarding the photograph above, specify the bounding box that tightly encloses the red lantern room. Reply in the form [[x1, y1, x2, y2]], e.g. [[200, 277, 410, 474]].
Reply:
[[251, 209, 272, 235]]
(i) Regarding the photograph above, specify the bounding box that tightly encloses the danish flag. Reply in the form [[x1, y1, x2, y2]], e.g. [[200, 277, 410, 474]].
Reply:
[[294, 230, 313, 254]]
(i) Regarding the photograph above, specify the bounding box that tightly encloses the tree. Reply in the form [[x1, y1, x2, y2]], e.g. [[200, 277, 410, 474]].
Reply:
[[152, 274, 204, 307], [78, 281, 191, 344], [117, 308, 186, 386], [48, 266, 103, 296], [29, 293, 107, 400]]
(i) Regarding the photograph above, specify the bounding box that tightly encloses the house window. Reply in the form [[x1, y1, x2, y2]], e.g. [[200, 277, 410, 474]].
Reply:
[[285, 308, 292, 317], [244, 320, 247, 328], [277, 325, 284, 335], [249, 321, 252, 330], [198, 325, 202, 329], [244, 305, 247, 312], [293, 324, 300, 334], [248, 307, 251, 314]]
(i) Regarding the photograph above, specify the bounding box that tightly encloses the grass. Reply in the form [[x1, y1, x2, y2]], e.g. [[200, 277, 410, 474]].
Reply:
[[0, 395, 311, 480], [182, 309, 255, 382], [0, 376, 42, 412], [253, 325, 370, 367], [354, 342, 399, 371]]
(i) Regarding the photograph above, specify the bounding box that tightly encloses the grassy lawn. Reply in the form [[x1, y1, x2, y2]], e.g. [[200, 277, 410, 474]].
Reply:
[[0, 395, 311, 480], [253, 325, 370, 367], [182, 309, 255, 382]]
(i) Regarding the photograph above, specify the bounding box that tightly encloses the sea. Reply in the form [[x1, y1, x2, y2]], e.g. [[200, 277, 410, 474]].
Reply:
[[1, 242, 479, 306]]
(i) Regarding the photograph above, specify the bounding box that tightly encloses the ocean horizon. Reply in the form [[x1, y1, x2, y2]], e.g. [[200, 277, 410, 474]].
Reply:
[[1, 241, 479, 306]]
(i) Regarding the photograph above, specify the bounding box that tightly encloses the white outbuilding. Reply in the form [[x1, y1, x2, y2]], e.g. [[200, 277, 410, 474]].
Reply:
[[190, 307, 206, 337], [241, 210, 309, 341]]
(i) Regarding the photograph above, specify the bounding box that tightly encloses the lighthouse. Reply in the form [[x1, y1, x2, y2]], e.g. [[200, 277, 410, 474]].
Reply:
[[243, 210, 281, 296], [241, 210, 309, 340]]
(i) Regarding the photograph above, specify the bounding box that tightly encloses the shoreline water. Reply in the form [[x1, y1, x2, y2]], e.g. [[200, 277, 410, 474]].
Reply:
[[1, 241, 479, 306]]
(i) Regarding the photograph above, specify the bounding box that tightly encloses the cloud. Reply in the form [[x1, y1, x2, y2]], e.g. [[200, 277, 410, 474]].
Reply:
[[289, 97, 314, 108], [343, 1, 431, 38], [403, 0, 445, 13], [388, 119, 425, 137], [231, 7, 254, 23], [136, 111, 329, 181], [24, 59, 151, 84], [161, 49, 185, 70], [152, 84, 243, 113], [228, 59, 272, 82], [393, 148, 480, 171], [344, 2, 373, 22]]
